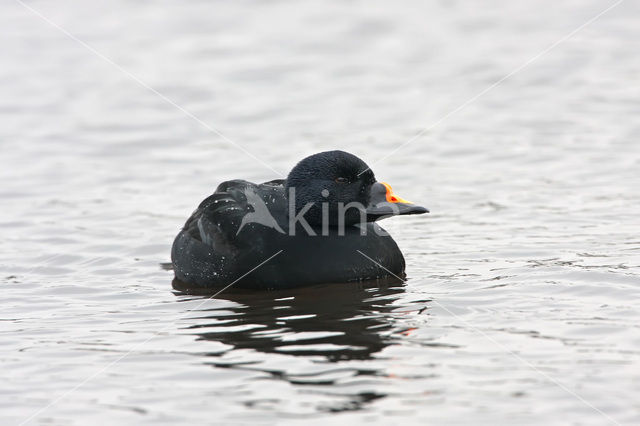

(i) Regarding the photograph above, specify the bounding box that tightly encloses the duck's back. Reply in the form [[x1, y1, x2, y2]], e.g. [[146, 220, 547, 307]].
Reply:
[[171, 179, 405, 290]]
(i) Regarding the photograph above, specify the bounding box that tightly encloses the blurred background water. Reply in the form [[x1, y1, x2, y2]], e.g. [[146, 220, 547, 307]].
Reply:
[[1, 0, 639, 424]]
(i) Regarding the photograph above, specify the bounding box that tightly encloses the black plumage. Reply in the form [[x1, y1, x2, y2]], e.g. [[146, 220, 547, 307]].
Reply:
[[171, 151, 428, 290]]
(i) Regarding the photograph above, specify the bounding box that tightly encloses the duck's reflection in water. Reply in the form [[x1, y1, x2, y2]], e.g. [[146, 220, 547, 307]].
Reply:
[[172, 277, 423, 413], [173, 277, 407, 361]]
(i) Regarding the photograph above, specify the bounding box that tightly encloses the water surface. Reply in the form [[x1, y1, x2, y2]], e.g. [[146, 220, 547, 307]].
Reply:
[[1, 0, 639, 424]]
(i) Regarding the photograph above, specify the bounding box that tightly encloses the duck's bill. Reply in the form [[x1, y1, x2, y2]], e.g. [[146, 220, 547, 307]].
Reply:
[[365, 182, 429, 221]]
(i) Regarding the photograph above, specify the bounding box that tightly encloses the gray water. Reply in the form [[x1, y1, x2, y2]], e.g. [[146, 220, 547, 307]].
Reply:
[[2, 0, 640, 424]]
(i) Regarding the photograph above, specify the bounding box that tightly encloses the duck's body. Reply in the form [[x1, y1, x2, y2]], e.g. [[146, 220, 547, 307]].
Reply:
[[171, 151, 427, 290], [172, 179, 405, 289]]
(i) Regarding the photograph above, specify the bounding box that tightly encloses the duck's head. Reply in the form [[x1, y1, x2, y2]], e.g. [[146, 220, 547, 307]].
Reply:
[[285, 150, 428, 227]]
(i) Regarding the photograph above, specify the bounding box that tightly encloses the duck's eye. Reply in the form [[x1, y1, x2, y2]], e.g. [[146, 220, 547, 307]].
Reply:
[[335, 177, 349, 184]]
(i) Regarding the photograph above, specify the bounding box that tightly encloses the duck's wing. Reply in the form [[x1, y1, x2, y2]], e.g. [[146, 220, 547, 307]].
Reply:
[[181, 179, 256, 255]]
